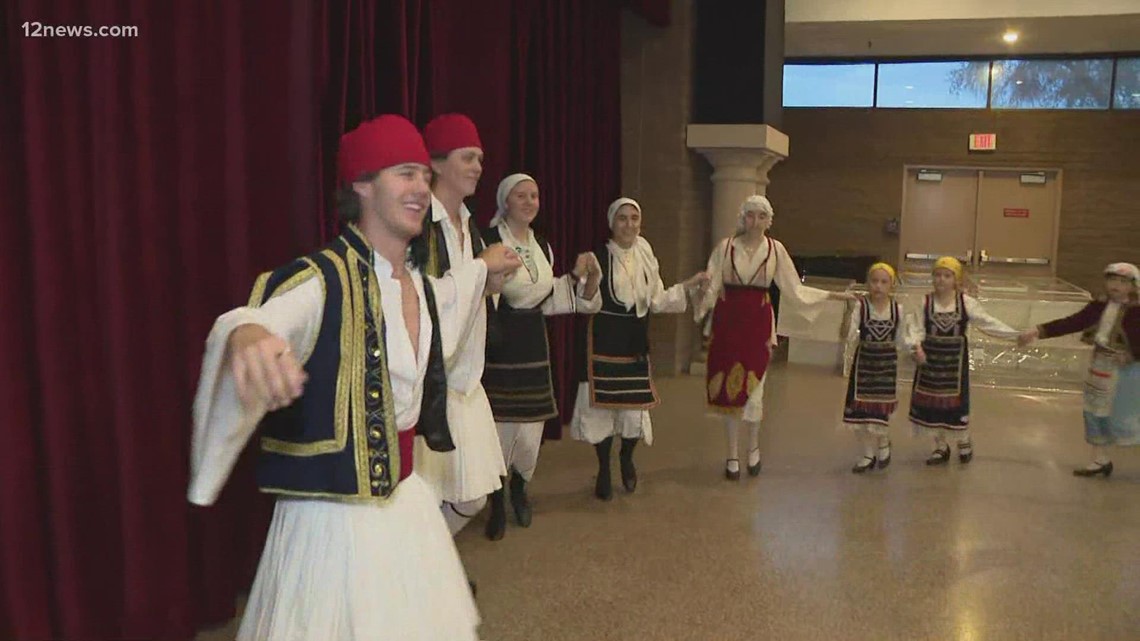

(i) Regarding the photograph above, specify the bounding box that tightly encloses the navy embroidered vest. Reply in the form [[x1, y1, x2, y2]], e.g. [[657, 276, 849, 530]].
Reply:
[[247, 226, 452, 502]]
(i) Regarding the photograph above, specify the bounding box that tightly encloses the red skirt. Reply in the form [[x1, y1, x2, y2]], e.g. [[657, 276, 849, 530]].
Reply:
[[706, 285, 772, 409]]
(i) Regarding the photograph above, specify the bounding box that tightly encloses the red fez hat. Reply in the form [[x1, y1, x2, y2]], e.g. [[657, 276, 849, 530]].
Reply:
[[337, 115, 430, 186], [423, 113, 484, 156]]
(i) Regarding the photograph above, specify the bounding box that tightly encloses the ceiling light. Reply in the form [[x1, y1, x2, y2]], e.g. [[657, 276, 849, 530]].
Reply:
[[1016, 80, 1023, 85], [905, 85, 914, 89], [1003, 31, 1019, 43]]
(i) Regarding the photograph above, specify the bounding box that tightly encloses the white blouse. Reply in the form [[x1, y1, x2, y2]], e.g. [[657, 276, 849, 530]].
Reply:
[[844, 298, 916, 351], [606, 237, 688, 316], [907, 294, 1020, 344], [495, 223, 600, 315]]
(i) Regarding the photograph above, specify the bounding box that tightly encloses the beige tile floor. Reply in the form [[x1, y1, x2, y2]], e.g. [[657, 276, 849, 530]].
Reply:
[[197, 362, 1140, 641]]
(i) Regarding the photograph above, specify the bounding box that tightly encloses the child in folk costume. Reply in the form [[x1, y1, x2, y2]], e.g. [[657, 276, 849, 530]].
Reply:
[[908, 256, 1021, 465], [186, 116, 522, 640], [696, 195, 849, 480], [413, 113, 506, 537], [481, 173, 602, 540], [1019, 262, 1140, 477], [842, 262, 916, 473], [570, 197, 709, 500]]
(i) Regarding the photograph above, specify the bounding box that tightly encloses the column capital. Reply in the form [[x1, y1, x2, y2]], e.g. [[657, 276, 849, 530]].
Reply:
[[686, 123, 791, 247], [686, 124, 789, 186]]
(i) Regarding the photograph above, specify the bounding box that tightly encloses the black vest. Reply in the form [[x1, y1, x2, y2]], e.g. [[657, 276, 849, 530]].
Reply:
[[248, 226, 451, 502]]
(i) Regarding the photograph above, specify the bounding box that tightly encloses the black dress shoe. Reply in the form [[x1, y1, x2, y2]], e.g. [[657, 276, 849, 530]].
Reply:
[[725, 459, 740, 481], [852, 456, 877, 474], [746, 448, 761, 477], [1073, 461, 1113, 477], [957, 441, 973, 464], [926, 446, 951, 465]]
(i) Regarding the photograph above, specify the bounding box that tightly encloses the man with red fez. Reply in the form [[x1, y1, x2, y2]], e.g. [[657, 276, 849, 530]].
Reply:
[[186, 114, 520, 640], [411, 113, 507, 537]]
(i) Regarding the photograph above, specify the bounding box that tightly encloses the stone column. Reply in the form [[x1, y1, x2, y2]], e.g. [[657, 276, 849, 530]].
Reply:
[[686, 124, 790, 246]]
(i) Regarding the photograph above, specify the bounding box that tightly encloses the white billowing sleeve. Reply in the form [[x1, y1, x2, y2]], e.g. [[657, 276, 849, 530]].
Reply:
[[540, 274, 603, 316], [964, 295, 1020, 340], [429, 257, 489, 366], [649, 274, 689, 314], [845, 300, 861, 345], [188, 277, 324, 506], [895, 302, 917, 351], [695, 238, 729, 323], [906, 304, 926, 346], [771, 240, 830, 314], [539, 247, 602, 316]]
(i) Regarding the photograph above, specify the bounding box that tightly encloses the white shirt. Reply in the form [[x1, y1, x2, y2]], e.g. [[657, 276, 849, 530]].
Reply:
[[187, 254, 488, 506], [431, 194, 486, 393]]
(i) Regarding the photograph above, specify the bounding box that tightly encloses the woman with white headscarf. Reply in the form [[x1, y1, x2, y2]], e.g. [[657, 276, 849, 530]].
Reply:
[[480, 173, 602, 539], [570, 197, 709, 500], [1020, 262, 1140, 477], [695, 195, 851, 480]]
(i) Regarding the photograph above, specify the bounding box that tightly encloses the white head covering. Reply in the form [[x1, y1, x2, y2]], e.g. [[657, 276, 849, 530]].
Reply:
[[489, 173, 537, 229], [607, 197, 641, 229], [739, 194, 774, 224], [603, 197, 661, 318], [1104, 262, 1140, 287]]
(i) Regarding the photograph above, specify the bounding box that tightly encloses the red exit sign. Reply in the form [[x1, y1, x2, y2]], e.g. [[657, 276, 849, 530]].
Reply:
[[969, 133, 997, 151], [1004, 207, 1030, 218]]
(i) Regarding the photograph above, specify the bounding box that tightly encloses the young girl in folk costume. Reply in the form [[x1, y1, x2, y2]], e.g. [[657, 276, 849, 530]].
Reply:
[[842, 262, 915, 473], [481, 173, 602, 540], [1019, 262, 1140, 477], [908, 256, 1021, 465], [696, 195, 848, 480], [570, 197, 708, 500]]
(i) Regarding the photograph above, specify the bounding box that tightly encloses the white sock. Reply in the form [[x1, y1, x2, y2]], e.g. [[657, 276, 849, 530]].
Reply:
[[747, 420, 761, 453], [1090, 445, 1111, 467], [724, 418, 740, 462], [861, 433, 876, 460], [876, 435, 891, 457], [747, 446, 761, 468], [726, 459, 740, 473]]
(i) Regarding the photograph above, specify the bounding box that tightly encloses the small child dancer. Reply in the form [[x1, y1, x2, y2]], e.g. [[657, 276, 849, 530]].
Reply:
[[908, 257, 1021, 465], [1019, 262, 1140, 477], [842, 262, 914, 473]]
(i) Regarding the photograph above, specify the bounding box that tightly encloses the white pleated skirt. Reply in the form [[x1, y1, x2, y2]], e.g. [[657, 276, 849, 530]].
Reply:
[[236, 473, 480, 641], [414, 384, 507, 503]]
